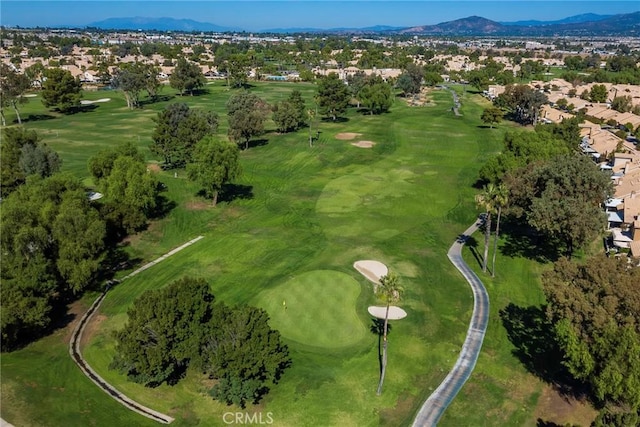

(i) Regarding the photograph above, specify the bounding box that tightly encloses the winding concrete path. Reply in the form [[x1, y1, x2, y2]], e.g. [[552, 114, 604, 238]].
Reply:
[[69, 236, 204, 424], [412, 219, 489, 426]]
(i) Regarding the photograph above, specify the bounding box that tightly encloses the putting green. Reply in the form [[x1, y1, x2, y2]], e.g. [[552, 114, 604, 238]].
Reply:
[[254, 270, 366, 348]]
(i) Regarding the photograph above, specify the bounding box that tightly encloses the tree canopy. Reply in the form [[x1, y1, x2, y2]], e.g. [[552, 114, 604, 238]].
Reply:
[[478, 129, 571, 184], [150, 102, 219, 167], [0, 63, 31, 125], [226, 90, 270, 149], [543, 255, 640, 412], [1, 174, 106, 349], [111, 62, 161, 109], [88, 142, 160, 234], [316, 72, 350, 121], [359, 75, 393, 115], [1, 127, 61, 198], [169, 57, 206, 96], [272, 89, 306, 133], [494, 84, 547, 126], [506, 154, 612, 257], [41, 67, 82, 113], [187, 137, 242, 206]]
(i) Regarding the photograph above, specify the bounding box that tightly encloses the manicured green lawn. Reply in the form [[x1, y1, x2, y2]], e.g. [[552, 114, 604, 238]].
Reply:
[[1, 82, 567, 426]]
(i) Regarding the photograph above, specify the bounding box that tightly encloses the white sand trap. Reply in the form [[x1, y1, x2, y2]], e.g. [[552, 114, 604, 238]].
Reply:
[[354, 260, 388, 284], [21, 94, 38, 98], [80, 98, 111, 105], [368, 305, 407, 320], [335, 132, 362, 140], [351, 140, 375, 148]]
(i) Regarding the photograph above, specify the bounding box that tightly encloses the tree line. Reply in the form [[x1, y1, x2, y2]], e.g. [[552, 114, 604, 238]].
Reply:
[[473, 79, 639, 422]]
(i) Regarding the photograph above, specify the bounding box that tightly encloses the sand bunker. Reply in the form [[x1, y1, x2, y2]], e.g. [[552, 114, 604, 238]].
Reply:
[[80, 98, 111, 105], [335, 132, 362, 140], [353, 260, 388, 284], [368, 305, 408, 320], [351, 140, 375, 148], [21, 94, 38, 98]]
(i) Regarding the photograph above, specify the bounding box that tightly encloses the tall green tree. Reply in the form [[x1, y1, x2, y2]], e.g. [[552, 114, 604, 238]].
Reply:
[[507, 155, 612, 257], [475, 184, 497, 273], [112, 63, 146, 109], [481, 106, 504, 129], [478, 130, 570, 184], [0, 127, 60, 198], [226, 53, 250, 88], [226, 90, 269, 150], [272, 90, 307, 133], [376, 272, 403, 395], [203, 305, 291, 407], [41, 67, 82, 113], [150, 103, 219, 167], [0, 63, 32, 125], [169, 57, 205, 96], [317, 72, 350, 121], [111, 277, 214, 386], [589, 84, 608, 103], [359, 75, 393, 115], [187, 137, 241, 206], [102, 155, 159, 234], [543, 255, 640, 411], [1, 174, 106, 348], [111, 62, 159, 109], [491, 183, 508, 277], [495, 84, 547, 126]]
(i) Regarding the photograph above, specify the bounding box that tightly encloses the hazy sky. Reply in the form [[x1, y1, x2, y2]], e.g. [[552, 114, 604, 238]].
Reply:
[[2, 1, 638, 31]]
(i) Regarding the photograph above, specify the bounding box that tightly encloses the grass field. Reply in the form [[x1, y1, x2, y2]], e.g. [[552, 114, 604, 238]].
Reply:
[[1, 82, 591, 426]]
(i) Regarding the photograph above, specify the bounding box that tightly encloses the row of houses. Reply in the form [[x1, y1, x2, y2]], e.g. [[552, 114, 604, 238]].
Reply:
[[491, 78, 640, 259]]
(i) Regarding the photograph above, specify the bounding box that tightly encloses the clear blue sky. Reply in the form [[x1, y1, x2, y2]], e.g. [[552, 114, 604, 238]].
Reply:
[[1, 1, 638, 31]]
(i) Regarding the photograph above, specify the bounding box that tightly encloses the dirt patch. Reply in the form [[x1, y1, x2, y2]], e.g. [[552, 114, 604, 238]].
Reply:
[[532, 384, 598, 426], [63, 300, 89, 344], [80, 313, 108, 347], [405, 87, 435, 107], [146, 163, 161, 173], [186, 200, 211, 210], [335, 132, 362, 140], [351, 140, 376, 148]]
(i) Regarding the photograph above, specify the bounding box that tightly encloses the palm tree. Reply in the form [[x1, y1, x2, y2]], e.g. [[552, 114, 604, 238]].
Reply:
[[491, 184, 509, 278], [475, 184, 497, 273], [376, 272, 403, 395]]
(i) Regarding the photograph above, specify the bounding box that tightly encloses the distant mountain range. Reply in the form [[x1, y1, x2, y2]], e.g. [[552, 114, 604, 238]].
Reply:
[[87, 17, 241, 33], [399, 12, 640, 36], [83, 12, 640, 36], [500, 13, 612, 27]]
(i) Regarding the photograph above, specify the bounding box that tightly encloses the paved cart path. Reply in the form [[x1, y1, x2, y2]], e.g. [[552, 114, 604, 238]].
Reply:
[[69, 236, 204, 424], [412, 219, 489, 426]]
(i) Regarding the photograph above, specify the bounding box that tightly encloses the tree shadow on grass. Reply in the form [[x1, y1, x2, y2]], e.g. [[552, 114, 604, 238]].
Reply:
[[246, 138, 269, 149], [464, 235, 484, 270], [370, 318, 392, 375], [499, 220, 561, 263], [65, 104, 99, 114], [219, 183, 254, 203], [139, 94, 175, 106], [19, 113, 56, 123], [499, 303, 588, 399]]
